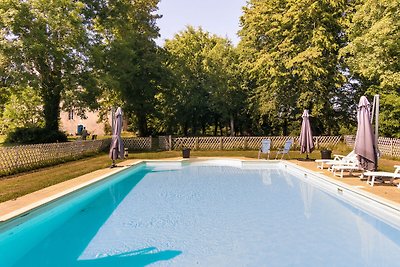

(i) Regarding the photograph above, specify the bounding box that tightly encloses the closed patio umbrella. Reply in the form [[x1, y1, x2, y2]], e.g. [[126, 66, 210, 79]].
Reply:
[[299, 109, 314, 159], [109, 107, 124, 167], [354, 96, 377, 171]]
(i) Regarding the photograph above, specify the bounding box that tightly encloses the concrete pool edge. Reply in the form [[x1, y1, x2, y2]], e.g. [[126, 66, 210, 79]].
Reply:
[[281, 160, 400, 228], [0, 159, 145, 222], [1, 157, 400, 225]]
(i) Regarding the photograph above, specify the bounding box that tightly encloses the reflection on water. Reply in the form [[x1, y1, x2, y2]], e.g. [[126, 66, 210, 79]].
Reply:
[[355, 209, 399, 266], [261, 171, 272, 186], [77, 248, 181, 267], [299, 178, 314, 219]]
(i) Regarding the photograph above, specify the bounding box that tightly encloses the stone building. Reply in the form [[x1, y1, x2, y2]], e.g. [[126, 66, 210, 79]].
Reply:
[[60, 109, 109, 136]]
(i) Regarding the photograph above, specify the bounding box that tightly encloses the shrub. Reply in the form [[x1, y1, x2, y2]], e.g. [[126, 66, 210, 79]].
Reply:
[[5, 127, 68, 144]]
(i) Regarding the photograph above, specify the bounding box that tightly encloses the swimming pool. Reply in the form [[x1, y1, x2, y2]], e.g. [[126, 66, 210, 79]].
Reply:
[[1, 159, 400, 266]]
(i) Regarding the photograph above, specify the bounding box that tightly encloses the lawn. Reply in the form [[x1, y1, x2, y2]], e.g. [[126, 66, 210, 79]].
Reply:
[[0, 149, 399, 203], [0, 135, 5, 146]]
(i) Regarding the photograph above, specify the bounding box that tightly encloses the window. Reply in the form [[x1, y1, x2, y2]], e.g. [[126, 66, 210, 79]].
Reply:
[[68, 110, 74, 120]]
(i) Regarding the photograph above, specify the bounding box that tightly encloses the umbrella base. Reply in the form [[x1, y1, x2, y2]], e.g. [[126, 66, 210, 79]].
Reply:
[[296, 158, 314, 162], [110, 160, 117, 168], [297, 153, 314, 161]]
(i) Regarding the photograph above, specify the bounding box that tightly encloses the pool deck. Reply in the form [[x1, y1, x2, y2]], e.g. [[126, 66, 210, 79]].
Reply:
[[1, 157, 400, 222]]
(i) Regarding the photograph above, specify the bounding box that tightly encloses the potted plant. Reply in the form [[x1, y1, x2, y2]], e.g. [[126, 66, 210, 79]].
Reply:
[[182, 147, 191, 158], [320, 147, 332, 159]]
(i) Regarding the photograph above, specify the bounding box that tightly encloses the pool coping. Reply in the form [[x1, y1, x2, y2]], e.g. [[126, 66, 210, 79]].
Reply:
[[0, 160, 142, 222], [281, 160, 400, 228], [284, 160, 400, 208], [1, 157, 400, 224]]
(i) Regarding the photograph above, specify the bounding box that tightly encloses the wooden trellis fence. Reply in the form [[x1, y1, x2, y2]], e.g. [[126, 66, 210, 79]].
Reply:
[[122, 137, 152, 151], [0, 139, 111, 176], [344, 135, 400, 158], [0, 137, 156, 176], [159, 136, 342, 151]]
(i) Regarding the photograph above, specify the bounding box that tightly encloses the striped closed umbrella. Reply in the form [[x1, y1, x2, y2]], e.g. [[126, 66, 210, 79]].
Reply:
[[299, 109, 314, 159], [354, 96, 377, 171], [109, 107, 124, 167]]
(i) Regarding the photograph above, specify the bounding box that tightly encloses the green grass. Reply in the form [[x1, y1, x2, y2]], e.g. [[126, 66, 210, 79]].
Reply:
[[1, 149, 399, 203], [0, 135, 5, 146], [0, 153, 110, 202]]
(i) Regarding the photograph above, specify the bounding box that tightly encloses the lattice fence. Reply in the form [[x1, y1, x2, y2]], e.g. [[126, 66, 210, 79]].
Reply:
[[159, 136, 171, 151], [164, 136, 342, 151], [123, 137, 152, 151], [314, 136, 343, 149], [0, 139, 111, 176], [344, 135, 400, 158], [0, 135, 344, 176]]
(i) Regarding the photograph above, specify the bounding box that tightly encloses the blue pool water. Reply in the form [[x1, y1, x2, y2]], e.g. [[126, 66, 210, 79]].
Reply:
[[1, 161, 400, 266]]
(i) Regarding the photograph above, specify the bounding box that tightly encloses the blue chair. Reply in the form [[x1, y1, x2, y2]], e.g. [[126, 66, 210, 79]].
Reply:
[[275, 139, 293, 159], [258, 139, 271, 159]]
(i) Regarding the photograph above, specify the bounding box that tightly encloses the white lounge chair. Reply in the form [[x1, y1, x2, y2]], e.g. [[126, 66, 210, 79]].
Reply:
[[315, 151, 356, 170], [258, 139, 271, 159], [275, 139, 293, 159], [330, 157, 362, 178], [361, 165, 400, 187]]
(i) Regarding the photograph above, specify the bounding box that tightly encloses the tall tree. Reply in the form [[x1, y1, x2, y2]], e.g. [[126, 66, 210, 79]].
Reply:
[[93, 0, 162, 136], [163, 27, 212, 135], [0, 0, 91, 131], [341, 0, 400, 137], [162, 27, 245, 136], [238, 0, 347, 135], [202, 37, 246, 136]]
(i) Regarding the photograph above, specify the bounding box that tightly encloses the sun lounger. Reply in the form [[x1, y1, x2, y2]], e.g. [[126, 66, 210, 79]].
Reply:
[[331, 164, 363, 178], [315, 151, 356, 170], [330, 157, 362, 178], [362, 165, 400, 187]]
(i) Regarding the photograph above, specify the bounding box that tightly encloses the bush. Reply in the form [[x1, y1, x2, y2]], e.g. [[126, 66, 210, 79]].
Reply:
[[5, 127, 68, 144]]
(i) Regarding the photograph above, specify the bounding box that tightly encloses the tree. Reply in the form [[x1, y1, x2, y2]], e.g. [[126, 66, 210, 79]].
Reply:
[[0, 86, 44, 133], [341, 0, 400, 137], [162, 27, 246, 136], [93, 0, 162, 136], [0, 0, 92, 132], [202, 36, 246, 136], [238, 0, 347, 135], [0, 53, 10, 117]]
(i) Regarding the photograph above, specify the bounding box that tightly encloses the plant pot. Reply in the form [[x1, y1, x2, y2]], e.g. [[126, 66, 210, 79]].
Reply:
[[320, 150, 332, 159], [182, 148, 191, 158]]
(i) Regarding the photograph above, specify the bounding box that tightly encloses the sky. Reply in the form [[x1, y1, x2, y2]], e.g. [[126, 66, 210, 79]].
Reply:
[[156, 0, 247, 46]]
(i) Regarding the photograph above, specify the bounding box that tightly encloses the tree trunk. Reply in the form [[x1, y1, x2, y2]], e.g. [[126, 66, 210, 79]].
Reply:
[[42, 80, 62, 132], [183, 122, 188, 136], [214, 118, 218, 136], [137, 113, 148, 137], [230, 114, 235, 136], [192, 121, 197, 136], [283, 119, 288, 136]]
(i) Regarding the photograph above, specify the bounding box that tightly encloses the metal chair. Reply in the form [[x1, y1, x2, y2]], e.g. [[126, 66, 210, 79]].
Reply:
[[275, 139, 293, 159], [258, 139, 271, 159]]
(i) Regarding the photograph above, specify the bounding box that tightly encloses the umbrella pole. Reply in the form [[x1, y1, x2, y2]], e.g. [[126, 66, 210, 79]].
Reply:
[[306, 153, 309, 160], [110, 107, 115, 168]]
